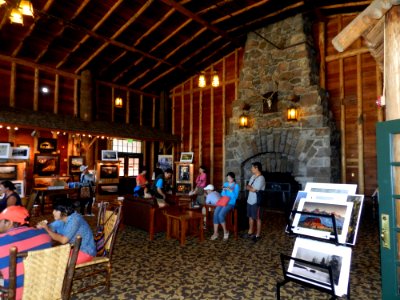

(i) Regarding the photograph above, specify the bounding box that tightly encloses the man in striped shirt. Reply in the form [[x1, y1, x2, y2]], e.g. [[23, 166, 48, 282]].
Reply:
[[0, 206, 52, 300]]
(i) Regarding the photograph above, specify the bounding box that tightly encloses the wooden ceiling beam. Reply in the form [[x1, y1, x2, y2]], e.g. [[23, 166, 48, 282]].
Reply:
[[332, 0, 398, 52], [56, 0, 125, 69], [75, 0, 155, 73], [34, 0, 91, 63], [160, 0, 233, 41], [10, 0, 55, 57]]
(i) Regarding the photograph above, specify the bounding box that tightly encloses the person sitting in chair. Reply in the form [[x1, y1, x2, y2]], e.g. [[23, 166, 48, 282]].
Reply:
[[0, 180, 23, 212], [37, 200, 96, 265], [0, 206, 52, 300]]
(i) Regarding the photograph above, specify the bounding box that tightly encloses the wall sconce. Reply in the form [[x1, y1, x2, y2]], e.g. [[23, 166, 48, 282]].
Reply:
[[198, 71, 220, 88], [114, 96, 123, 108], [239, 113, 249, 128], [287, 107, 298, 121]]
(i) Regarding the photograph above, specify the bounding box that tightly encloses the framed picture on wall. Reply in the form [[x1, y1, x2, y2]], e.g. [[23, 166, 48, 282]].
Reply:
[[34, 154, 60, 176], [37, 138, 57, 153], [101, 150, 118, 161], [0, 143, 11, 159], [12, 180, 25, 198], [179, 152, 194, 163], [158, 155, 173, 171], [0, 165, 17, 180], [10, 147, 30, 160], [69, 156, 85, 175]]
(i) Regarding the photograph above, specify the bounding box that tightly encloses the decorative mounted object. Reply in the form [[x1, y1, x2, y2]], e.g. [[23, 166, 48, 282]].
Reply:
[[180, 152, 194, 163], [158, 155, 173, 171], [10, 147, 30, 159], [0, 143, 11, 159], [38, 138, 57, 153], [263, 91, 278, 113], [69, 156, 85, 175], [34, 154, 60, 176], [101, 150, 118, 161], [12, 180, 25, 197]]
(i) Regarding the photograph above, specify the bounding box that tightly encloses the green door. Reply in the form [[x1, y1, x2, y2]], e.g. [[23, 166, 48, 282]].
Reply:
[[377, 119, 400, 299]]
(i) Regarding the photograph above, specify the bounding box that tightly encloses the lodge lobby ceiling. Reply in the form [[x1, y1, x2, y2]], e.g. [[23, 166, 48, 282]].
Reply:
[[0, 0, 371, 95], [0, 107, 179, 142]]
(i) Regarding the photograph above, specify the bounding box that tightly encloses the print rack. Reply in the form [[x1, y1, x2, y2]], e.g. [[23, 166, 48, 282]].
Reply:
[[276, 209, 352, 300]]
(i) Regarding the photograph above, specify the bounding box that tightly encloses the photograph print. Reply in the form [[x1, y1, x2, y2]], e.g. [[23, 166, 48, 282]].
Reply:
[[69, 156, 85, 174], [304, 182, 357, 195], [345, 194, 364, 245], [0, 165, 17, 180], [291, 199, 353, 243], [286, 191, 308, 234], [10, 147, 30, 159], [101, 150, 118, 161], [34, 154, 60, 176], [288, 237, 352, 297], [0, 143, 11, 159]]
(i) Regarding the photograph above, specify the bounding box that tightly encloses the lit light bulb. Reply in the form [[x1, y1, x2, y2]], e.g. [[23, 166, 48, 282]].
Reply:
[[19, 0, 34, 16], [212, 73, 220, 87], [198, 73, 206, 88], [9, 8, 23, 24]]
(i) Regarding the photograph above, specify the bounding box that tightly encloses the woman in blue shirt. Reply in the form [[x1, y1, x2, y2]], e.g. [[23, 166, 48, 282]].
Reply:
[[37, 201, 96, 264], [210, 172, 240, 241]]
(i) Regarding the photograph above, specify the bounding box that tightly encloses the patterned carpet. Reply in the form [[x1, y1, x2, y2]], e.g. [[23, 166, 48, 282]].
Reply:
[[69, 202, 381, 300]]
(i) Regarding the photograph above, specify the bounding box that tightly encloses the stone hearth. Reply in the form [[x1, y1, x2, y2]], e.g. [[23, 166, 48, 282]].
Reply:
[[225, 14, 340, 189]]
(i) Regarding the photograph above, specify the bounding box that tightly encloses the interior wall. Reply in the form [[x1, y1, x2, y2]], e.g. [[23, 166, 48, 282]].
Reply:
[[170, 49, 243, 189]]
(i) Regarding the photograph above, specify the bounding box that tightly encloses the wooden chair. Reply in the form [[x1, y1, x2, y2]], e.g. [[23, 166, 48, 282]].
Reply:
[[72, 202, 122, 294], [6, 236, 82, 300]]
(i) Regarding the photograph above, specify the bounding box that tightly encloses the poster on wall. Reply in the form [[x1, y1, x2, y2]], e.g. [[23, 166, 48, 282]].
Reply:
[[158, 155, 173, 171]]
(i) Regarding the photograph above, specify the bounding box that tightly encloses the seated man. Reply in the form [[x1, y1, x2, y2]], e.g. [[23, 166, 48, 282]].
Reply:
[[0, 206, 52, 300], [151, 168, 173, 207], [204, 184, 221, 205]]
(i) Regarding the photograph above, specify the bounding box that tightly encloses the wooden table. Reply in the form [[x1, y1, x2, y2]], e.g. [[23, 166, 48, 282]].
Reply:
[[165, 209, 204, 246]]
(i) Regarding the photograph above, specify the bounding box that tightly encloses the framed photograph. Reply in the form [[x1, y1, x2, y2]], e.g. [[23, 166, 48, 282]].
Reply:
[[37, 138, 57, 153], [180, 152, 194, 163], [304, 182, 357, 195], [10, 147, 30, 160], [0, 143, 11, 159], [99, 164, 119, 179], [178, 164, 191, 182], [17, 144, 29, 148], [0, 165, 17, 180], [101, 150, 118, 161], [34, 154, 60, 176], [12, 180, 25, 198], [158, 155, 173, 171], [98, 184, 118, 195], [345, 194, 364, 245], [34, 176, 70, 188], [69, 156, 85, 175], [291, 199, 353, 244], [288, 237, 352, 297]]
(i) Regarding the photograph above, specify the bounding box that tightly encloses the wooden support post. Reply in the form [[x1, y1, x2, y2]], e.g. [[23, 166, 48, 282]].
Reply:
[[74, 79, 78, 117], [210, 67, 215, 184], [222, 56, 226, 183], [180, 85, 184, 150], [319, 22, 326, 89], [189, 79, 193, 151], [80, 70, 93, 122], [34, 68, 39, 111], [111, 88, 115, 122], [357, 54, 365, 194], [385, 5, 400, 120], [126, 91, 130, 124], [54, 74, 59, 114], [10, 62, 16, 108], [199, 87, 203, 165]]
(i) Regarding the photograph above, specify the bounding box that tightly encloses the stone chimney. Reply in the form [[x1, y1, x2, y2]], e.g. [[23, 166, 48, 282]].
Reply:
[[225, 14, 340, 189]]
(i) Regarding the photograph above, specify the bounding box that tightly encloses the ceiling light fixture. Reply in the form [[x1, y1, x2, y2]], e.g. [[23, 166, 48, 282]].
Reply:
[[198, 70, 220, 88], [114, 97, 123, 108], [0, 0, 34, 25]]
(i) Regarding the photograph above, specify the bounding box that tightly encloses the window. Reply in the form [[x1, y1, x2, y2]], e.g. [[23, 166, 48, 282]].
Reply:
[[112, 139, 142, 153]]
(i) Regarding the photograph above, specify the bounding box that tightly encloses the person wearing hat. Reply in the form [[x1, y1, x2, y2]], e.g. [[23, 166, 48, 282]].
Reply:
[[0, 206, 52, 300], [204, 184, 221, 205], [79, 165, 95, 216], [0, 180, 23, 212]]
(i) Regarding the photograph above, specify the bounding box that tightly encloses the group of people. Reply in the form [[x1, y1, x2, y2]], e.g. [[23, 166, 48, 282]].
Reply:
[[134, 161, 266, 243], [0, 173, 97, 299]]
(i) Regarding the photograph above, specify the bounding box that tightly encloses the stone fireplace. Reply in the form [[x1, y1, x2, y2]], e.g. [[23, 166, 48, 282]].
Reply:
[[225, 14, 340, 189]]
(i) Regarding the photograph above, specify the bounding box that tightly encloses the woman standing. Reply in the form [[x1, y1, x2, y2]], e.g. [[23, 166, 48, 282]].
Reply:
[[210, 172, 239, 241], [37, 201, 96, 264], [0, 180, 22, 212]]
